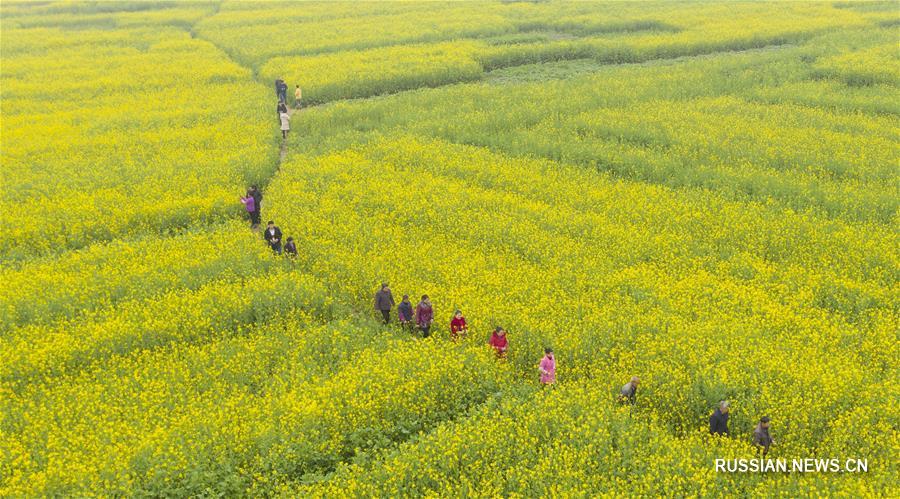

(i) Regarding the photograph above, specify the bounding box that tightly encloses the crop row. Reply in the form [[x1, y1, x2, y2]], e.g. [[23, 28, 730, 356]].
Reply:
[[197, 1, 866, 68], [247, 4, 878, 106], [1, 28, 276, 260], [1, 314, 508, 497], [292, 382, 891, 497], [0, 268, 332, 388], [260, 137, 896, 492], [288, 42, 898, 223], [0, 222, 269, 331]]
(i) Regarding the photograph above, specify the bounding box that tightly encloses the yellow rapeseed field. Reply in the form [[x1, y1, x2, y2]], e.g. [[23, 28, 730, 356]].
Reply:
[[1, 1, 897, 497]]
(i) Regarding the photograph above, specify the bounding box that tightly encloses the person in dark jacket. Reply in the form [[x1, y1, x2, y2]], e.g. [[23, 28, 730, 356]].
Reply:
[[264, 221, 282, 254], [619, 376, 639, 405], [284, 237, 297, 258], [397, 294, 414, 330], [275, 78, 287, 103], [709, 401, 730, 436], [374, 282, 395, 324], [752, 416, 774, 456]]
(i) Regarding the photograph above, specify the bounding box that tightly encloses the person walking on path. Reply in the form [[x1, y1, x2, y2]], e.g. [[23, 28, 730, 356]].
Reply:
[[275, 78, 287, 104], [294, 84, 302, 109], [753, 416, 774, 456], [264, 221, 282, 254], [248, 186, 262, 227], [415, 295, 434, 338], [488, 326, 508, 358], [709, 401, 730, 436], [240, 193, 258, 227], [374, 283, 395, 324], [450, 309, 468, 341], [619, 376, 639, 405], [279, 111, 291, 140], [284, 237, 297, 258], [538, 347, 556, 386], [398, 294, 414, 330]]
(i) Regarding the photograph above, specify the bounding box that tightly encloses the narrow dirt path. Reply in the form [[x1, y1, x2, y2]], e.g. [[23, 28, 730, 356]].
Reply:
[[278, 105, 300, 166]]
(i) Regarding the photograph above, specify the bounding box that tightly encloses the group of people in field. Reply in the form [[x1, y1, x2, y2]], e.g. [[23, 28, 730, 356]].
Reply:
[[709, 401, 775, 455], [373, 282, 550, 379], [275, 77, 302, 139], [239, 131, 776, 455], [376, 281, 775, 453], [238, 187, 298, 256], [618, 380, 773, 453], [256, 219, 297, 257], [261, 220, 297, 257]]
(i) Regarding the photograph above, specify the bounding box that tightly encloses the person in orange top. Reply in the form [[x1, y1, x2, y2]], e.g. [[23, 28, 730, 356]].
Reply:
[[450, 309, 468, 341]]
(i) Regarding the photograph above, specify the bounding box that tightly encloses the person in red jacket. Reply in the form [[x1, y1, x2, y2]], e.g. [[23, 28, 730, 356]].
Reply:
[[450, 309, 468, 341], [488, 326, 508, 359]]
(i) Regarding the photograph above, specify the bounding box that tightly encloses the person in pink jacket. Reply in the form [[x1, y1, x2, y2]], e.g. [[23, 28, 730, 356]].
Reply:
[[538, 347, 556, 386]]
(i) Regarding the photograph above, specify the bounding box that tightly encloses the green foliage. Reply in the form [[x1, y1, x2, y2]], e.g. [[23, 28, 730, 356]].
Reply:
[[1, 1, 897, 497]]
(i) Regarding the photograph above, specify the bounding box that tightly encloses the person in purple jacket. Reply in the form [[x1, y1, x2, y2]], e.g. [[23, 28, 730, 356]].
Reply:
[[247, 186, 262, 227], [240, 193, 258, 227], [414, 295, 434, 338]]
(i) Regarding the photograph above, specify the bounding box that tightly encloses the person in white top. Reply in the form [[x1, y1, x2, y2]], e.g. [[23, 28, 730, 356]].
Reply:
[[279, 112, 290, 139]]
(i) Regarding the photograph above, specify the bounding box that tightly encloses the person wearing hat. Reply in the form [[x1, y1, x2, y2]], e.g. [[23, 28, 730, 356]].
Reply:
[[709, 401, 730, 436], [753, 416, 774, 456], [449, 309, 468, 341], [374, 282, 395, 324], [488, 326, 508, 359], [397, 294, 414, 330], [619, 376, 640, 405]]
